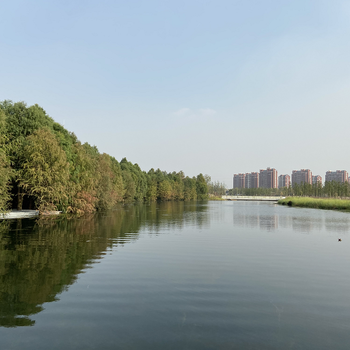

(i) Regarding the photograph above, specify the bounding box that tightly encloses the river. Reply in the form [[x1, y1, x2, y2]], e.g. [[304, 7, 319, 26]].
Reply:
[[1, 201, 350, 349]]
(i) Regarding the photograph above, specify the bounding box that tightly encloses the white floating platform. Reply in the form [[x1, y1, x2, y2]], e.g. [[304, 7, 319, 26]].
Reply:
[[0, 210, 40, 220]]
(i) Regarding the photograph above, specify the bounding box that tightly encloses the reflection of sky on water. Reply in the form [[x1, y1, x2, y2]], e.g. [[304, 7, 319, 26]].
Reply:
[[231, 202, 279, 231], [2, 201, 350, 349], [230, 201, 350, 234]]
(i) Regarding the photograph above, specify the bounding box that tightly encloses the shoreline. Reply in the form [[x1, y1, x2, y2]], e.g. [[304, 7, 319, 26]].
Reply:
[[278, 197, 350, 212]]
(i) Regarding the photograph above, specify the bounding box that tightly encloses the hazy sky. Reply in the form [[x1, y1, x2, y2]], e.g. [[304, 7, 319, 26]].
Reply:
[[1, 0, 350, 186]]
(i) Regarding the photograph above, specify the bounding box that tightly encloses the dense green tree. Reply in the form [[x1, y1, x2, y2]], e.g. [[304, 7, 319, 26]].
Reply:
[[158, 178, 172, 201], [94, 154, 125, 210], [122, 170, 136, 202], [196, 173, 209, 200], [172, 172, 185, 201], [18, 128, 70, 211], [1, 101, 54, 143], [146, 169, 158, 201], [184, 177, 197, 201], [66, 141, 98, 214], [110, 157, 125, 203], [0, 100, 209, 212], [0, 110, 12, 212], [120, 158, 148, 201]]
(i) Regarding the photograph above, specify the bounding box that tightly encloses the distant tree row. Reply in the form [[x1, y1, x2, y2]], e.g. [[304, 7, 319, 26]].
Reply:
[[0, 101, 208, 213], [228, 187, 281, 196], [228, 181, 350, 198], [204, 175, 227, 197], [282, 181, 350, 198]]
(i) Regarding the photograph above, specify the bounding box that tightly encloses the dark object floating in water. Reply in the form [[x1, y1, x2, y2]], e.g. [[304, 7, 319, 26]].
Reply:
[[338, 238, 342, 242]]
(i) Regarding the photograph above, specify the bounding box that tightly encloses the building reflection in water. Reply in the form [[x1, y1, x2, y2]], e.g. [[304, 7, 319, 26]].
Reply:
[[232, 201, 350, 234], [232, 202, 278, 231]]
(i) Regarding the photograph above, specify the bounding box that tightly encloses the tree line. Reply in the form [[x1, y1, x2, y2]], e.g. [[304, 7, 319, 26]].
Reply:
[[0, 101, 208, 213], [228, 181, 350, 198], [204, 175, 227, 197]]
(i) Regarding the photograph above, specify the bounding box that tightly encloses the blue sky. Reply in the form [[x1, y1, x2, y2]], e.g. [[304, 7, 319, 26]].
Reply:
[[1, 0, 350, 186]]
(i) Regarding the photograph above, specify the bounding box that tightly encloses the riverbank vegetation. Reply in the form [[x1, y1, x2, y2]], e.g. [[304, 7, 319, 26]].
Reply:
[[204, 175, 227, 197], [0, 101, 208, 213], [229, 181, 350, 198], [208, 195, 226, 201], [278, 197, 350, 211]]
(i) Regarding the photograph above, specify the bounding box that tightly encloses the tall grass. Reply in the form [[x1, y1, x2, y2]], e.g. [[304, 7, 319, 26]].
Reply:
[[209, 196, 226, 201], [278, 197, 350, 211]]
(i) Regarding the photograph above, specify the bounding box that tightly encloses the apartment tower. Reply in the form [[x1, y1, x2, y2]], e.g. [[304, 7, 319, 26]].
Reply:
[[259, 168, 278, 188], [233, 173, 246, 188], [325, 170, 349, 183], [278, 174, 290, 188], [246, 172, 259, 188], [292, 169, 312, 186]]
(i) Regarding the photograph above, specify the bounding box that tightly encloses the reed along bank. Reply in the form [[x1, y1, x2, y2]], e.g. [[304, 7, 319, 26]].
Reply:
[[278, 197, 350, 211]]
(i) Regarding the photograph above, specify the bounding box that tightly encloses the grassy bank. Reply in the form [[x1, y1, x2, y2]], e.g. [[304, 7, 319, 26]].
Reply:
[[278, 197, 350, 211], [209, 196, 226, 201]]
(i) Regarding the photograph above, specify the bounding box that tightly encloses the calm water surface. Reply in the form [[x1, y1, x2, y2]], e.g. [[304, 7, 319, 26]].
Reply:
[[1, 201, 350, 349]]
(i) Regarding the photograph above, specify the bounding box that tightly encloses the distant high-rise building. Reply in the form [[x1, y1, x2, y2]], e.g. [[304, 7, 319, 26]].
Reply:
[[233, 173, 246, 188], [259, 168, 278, 188], [246, 172, 259, 188], [325, 170, 349, 183], [245, 173, 250, 189], [312, 175, 322, 185], [278, 174, 290, 188], [292, 169, 312, 186]]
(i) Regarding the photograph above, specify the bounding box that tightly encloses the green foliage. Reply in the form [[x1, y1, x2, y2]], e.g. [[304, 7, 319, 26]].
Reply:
[[0, 100, 209, 213], [122, 170, 136, 202], [196, 173, 209, 200], [184, 177, 197, 201], [95, 153, 124, 210], [278, 197, 350, 211], [158, 178, 172, 201], [228, 187, 281, 196], [66, 141, 98, 214], [18, 129, 70, 211], [0, 101, 54, 143], [206, 175, 227, 197], [146, 169, 158, 202], [228, 181, 350, 199], [0, 109, 12, 212]]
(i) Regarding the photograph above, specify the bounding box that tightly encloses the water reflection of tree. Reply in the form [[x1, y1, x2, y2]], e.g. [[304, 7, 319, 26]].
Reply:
[[0, 202, 209, 327]]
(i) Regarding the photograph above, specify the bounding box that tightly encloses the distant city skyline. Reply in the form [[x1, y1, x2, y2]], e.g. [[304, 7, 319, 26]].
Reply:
[[233, 168, 349, 189]]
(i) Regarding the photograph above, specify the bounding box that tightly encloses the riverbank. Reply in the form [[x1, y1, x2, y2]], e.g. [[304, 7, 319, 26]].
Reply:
[[209, 196, 226, 201], [278, 197, 350, 211]]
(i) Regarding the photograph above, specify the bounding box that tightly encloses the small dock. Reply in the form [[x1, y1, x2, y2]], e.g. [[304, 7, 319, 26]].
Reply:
[[222, 196, 285, 201], [0, 210, 40, 220]]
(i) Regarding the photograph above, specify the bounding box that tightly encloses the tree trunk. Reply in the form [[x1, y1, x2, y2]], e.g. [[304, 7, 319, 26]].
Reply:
[[17, 187, 23, 210]]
